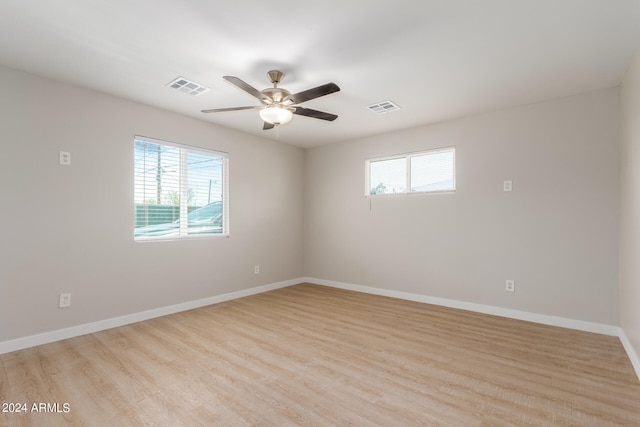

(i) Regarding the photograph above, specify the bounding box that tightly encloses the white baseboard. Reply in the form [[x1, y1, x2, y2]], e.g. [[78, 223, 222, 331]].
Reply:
[[0, 278, 301, 355], [619, 329, 640, 381], [302, 277, 620, 336]]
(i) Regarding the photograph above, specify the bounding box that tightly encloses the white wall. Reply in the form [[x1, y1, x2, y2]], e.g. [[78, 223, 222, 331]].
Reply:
[[0, 62, 625, 347], [0, 66, 304, 342], [304, 89, 620, 325], [620, 48, 640, 359]]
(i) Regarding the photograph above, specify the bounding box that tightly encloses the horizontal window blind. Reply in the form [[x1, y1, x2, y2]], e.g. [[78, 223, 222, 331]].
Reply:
[[410, 150, 455, 192], [134, 136, 228, 240]]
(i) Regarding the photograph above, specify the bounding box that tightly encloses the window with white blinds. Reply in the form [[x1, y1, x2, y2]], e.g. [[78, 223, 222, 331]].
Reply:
[[366, 147, 455, 196], [134, 136, 228, 240]]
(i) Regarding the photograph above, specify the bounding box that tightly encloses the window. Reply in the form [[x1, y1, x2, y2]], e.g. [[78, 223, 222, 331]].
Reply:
[[134, 136, 228, 240], [366, 147, 455, 196]]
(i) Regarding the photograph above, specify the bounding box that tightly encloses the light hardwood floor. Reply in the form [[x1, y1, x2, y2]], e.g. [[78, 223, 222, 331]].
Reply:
[[1, 283, 639, 426]]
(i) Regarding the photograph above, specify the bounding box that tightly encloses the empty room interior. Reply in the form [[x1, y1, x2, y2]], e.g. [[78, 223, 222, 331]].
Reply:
[[2, 1, 640, 425]]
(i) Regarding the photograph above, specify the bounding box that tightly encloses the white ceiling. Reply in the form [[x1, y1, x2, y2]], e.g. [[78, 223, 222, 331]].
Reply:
[[0, 0, 639, 148]]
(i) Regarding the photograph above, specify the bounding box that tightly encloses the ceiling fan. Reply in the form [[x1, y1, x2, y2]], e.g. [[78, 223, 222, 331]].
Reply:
[[202, 70, 340, 130]]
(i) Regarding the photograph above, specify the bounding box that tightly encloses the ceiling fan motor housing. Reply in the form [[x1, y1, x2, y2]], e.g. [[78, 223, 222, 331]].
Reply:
[[261, 87, 291, 104]]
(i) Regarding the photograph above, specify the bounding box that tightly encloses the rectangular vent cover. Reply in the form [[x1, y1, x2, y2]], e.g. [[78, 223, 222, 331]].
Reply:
[[367, 100, 400, 114], [167, 77, 209, 96]]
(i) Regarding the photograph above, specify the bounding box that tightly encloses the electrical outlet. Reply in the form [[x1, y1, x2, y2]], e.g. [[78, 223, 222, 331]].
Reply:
[[59, 151, 71, 166], [503, 180, 513, 192], [59, 293, 71, 308], [254, 265, 260, 275], [505, 280, 515, 292]]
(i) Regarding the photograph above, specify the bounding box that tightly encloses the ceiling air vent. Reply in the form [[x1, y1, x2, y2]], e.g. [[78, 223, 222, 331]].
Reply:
[[167, 77, 209, 96], [367, 100, 400, 114]]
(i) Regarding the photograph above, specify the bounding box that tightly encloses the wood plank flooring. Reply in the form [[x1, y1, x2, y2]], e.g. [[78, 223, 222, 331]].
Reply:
[[1, 283, 639, 426]]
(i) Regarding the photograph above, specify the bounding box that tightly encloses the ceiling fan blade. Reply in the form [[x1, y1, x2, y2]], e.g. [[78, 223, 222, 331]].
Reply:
[[201, 106, 260, 113], [263, 122, 275, 130], [285, 83, 340, 104], [293, 107, 338, 121], [223, 76, 272, 103]]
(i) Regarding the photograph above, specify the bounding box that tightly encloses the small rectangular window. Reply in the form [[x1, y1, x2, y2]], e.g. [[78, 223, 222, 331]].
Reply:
[[366, 147, 455, 196], [134, 136, 229, 240]]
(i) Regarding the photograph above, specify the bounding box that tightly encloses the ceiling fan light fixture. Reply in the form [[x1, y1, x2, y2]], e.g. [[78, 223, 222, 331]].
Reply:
[[259, 105, 293, 125]]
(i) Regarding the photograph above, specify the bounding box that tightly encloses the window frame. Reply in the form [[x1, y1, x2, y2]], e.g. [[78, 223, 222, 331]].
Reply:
[[365, 146, 456, 197], [133, 135, 229, 241]]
